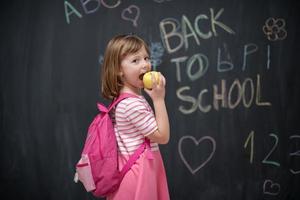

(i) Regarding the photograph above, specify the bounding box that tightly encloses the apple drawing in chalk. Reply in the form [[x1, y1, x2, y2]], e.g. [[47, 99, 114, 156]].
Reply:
[[143, 71, 160, 89]]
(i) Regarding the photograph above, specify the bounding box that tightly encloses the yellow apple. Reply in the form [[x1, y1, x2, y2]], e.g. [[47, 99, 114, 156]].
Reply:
[[143, 71, 160, 89]]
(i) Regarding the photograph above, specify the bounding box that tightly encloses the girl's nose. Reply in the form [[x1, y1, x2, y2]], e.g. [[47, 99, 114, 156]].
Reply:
[[142, 65, 148, 71], [142, 60, 151, 69]]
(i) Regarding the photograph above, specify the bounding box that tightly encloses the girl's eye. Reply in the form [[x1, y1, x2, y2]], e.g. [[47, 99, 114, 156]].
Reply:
[[145, 57, 150, 61], [132, 59, 138, 63]]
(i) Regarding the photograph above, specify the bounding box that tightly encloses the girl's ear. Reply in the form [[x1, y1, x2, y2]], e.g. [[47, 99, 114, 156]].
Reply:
[[118, 70, 124, 81]]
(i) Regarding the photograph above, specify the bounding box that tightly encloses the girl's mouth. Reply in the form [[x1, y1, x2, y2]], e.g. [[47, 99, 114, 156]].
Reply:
[[139, 73, 145, 80]]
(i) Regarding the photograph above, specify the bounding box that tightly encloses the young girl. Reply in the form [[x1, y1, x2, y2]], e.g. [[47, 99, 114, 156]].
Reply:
[[101, 34, 170, 200]]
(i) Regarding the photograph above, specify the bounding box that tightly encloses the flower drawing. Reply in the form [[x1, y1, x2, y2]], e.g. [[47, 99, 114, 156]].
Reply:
[[263, 18, 287, 41]]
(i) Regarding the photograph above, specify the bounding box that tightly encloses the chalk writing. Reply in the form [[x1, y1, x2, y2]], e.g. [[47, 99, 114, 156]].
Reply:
[[267, 45, 270, 69], [263, 18, 287, 41], [171, 54, 208, 82], [217, 43, 233, 72], [172, 43, 270, 83], [244, 131, 300, 176], [243, 130, 254, 164], [159, 17, 182, 53], [64, 1, 83, 24], [101, 0, 121, 8], [289, 135, 300, 174], [242, 44, 258, 71], [81, 0, 100, 14], [178, 135, 216, 175], [159, 8, 235, 54], [64, 0, 122, 24], [262, 133, 280, 167], [121, 5, 140, 27], [263, 179, 281, 196], [176, 74, 271, 114]]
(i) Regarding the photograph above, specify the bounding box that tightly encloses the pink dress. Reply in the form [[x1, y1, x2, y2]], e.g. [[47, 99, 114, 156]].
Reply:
[[107, 94, 169, 200]]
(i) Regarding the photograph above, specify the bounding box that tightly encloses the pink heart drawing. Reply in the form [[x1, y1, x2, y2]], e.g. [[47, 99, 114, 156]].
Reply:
[[121, 5, 140, 27], [263, 179, 280, 196], [178, 135, 216, 175]]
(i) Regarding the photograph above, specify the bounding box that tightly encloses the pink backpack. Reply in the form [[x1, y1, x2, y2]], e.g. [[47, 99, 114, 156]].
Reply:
[[74, 93, 150, 197]]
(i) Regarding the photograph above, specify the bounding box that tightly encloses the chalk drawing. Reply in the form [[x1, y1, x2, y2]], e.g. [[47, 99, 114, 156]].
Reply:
[[178, 135, 216, 174], [263, 18, 287, 41], [149, 42, 165, 71], [121, 5, 140, 27], [263, 179, 280, 196]]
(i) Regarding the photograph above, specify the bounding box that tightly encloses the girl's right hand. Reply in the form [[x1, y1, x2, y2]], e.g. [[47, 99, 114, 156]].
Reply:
[[143, 72, 166, 101]]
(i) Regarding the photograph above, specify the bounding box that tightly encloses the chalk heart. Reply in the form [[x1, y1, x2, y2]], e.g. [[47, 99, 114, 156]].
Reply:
[[178, 135, 216, 175], [263, 179, 280, 196], [121, 5, 140, 27]]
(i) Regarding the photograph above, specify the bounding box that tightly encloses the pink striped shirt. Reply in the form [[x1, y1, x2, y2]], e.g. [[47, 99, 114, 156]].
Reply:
[[112, 95, 159, 155]]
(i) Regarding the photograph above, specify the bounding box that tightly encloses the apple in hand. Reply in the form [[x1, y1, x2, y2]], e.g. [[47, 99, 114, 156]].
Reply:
[[142, 71, 160, 89]]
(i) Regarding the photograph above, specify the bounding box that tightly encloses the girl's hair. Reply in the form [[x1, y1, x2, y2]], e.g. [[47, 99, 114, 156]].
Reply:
[[101, 34, 150, 99]]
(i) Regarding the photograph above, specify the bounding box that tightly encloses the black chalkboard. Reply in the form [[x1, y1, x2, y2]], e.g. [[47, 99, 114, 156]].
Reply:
[[1, 0, 300, 199]]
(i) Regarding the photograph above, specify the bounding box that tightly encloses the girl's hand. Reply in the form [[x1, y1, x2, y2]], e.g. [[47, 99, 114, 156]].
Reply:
[[144, 72, 166, 101]]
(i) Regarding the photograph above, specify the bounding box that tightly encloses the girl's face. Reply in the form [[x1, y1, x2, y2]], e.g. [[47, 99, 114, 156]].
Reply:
[[120, 46, 151, 93]]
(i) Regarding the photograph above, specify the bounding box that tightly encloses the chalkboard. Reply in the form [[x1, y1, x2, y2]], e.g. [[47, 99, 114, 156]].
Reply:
[[1, 0, 300, 199]]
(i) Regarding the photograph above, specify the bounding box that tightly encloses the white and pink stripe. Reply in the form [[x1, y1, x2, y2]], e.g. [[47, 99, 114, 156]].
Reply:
[[111, 95, 159, 155]]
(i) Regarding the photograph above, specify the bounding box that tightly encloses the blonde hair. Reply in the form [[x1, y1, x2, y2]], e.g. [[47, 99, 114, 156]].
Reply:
[[101, 34, 150, 99]]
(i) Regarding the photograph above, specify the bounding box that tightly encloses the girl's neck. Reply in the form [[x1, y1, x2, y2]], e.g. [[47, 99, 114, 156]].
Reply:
[[120, 86, 142, 96]]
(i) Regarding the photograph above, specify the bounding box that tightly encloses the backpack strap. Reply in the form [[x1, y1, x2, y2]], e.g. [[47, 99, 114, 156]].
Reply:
[[108, 93, 138, 112], [96, 93, 136, 113], [107, 93, 154, 179], [119, 138, 152, 179]]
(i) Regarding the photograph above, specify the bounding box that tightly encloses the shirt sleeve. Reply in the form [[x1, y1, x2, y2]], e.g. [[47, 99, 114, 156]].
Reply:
[[123, 97, 158, 136]]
